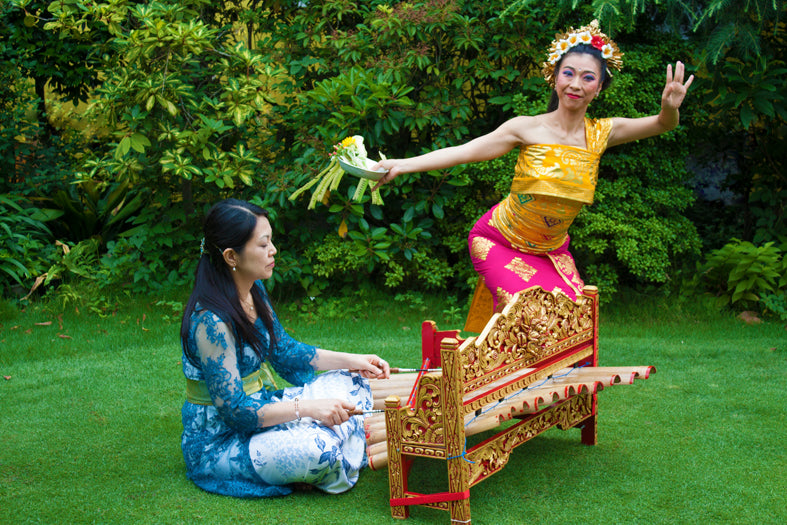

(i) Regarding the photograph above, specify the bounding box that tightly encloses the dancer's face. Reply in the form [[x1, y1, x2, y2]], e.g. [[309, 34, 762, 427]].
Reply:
[[555, 53, 603, 107]]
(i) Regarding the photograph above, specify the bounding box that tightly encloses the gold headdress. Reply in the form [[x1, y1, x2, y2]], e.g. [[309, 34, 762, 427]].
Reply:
[[542, 20, 623, 88]]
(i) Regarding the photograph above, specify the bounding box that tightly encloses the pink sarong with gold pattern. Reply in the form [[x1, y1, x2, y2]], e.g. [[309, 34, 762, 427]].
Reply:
[[465, 118, 613, 332]]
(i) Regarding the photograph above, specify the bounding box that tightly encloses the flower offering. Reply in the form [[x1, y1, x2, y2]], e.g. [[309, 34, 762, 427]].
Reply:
[[289, 135, 385, 209]]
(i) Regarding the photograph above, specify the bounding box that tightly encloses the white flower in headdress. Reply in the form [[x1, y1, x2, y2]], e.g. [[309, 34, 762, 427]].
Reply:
[[542, 20, 624, 88]]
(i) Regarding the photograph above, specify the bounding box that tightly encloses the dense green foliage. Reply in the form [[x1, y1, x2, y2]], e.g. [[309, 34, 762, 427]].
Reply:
[[0, 60, 32, 188], [41, 0, 284, 205], [251, 0, 704, 297], [0, 0, 106, 136], [695, 16, 786, 246], [1, 0, 784, 320]]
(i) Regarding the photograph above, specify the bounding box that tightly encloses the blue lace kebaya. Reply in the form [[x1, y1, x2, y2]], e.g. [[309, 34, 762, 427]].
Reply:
[[180, 281, 372, 497]]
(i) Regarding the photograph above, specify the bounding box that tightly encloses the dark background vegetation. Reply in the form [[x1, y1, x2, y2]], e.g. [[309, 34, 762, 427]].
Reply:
[[1, 0, 785, 320]]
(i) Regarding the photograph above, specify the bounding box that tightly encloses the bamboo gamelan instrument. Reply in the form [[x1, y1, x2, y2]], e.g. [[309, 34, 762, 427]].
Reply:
[[360, 365, 655, 470], [363, 287, 657, 524]]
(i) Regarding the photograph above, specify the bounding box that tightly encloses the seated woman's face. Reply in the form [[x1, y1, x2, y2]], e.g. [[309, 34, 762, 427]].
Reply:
[[235, 216, 277, 281]]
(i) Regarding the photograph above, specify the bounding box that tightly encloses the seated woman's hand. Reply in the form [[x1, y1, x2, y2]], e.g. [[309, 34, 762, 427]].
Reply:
[[302, 398, 357, 427], [351, 354, 391, 379]]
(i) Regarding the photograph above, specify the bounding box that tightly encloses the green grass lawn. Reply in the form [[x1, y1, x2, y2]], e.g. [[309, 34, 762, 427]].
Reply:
[[1, 290, 785, 525]]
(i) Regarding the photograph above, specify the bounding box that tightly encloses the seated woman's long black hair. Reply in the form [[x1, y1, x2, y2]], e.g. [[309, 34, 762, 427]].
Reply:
[[547, 44, 614, 112], [180, 199, 277, 367]]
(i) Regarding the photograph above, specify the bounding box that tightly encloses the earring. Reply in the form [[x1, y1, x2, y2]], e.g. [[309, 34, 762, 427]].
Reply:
[[232, 266, 237, 272]]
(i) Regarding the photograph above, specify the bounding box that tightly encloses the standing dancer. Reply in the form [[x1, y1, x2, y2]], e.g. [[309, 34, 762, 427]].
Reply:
[[373, 20, 693, 330]]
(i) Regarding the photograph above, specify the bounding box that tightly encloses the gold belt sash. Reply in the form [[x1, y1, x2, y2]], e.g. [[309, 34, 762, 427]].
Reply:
[[185, 364, 279, 405], [492, 141, 602, 253]]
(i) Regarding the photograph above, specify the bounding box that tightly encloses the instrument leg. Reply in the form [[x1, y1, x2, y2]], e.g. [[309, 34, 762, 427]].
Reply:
[[580, 394, 598, 445]]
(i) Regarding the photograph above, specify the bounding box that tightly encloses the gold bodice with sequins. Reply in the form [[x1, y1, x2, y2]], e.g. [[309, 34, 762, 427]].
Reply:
[[491, 118, 613, 253]]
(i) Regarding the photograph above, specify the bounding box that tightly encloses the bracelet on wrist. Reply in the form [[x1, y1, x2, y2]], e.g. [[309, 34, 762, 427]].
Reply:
[[294, 397, 301, 421]]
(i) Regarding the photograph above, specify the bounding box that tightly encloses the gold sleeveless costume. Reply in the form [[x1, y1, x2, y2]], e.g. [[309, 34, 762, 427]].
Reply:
[[464, 118, 613, 332]]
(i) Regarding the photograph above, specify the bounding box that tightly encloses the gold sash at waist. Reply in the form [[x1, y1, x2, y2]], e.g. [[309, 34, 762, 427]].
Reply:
[[185, 364, 279, 406], [492, 193, 584, 253]]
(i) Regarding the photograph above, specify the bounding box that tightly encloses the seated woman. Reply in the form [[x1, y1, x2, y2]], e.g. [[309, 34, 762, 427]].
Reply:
[[180, 198, 390, 497]]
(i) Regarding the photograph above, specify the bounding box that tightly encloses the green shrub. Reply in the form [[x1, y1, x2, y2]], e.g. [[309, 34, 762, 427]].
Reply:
[[698, 237, 786, 310], [696, 15, 787, 246], [100, 202, 197, 293], [43, 0, 287, 217], [0, 67, 35, 192], [22, 195, 198, 303], [37, 179, 149, 249], [761, 291, 787, 322], [0, 195, 55, 296]]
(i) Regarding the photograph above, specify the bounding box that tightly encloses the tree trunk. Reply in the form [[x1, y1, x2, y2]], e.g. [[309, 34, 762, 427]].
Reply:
[[34, 77, 57, 139], [181, 178, 195, 219]]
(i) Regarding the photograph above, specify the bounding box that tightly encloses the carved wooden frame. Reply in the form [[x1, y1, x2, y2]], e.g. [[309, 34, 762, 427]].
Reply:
[[385, 286, 600, 524]]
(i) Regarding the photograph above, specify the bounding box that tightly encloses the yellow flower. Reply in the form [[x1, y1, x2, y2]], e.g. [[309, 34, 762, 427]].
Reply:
[[340, 136, 356, 148]]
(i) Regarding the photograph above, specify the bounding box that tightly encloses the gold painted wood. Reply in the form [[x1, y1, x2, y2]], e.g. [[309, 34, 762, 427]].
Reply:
[[380, 285, 653, 524]]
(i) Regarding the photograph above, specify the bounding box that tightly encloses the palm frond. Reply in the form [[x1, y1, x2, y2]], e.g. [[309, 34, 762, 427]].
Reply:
[[704, 22, 738, 64], [737, 23, 763, 59]]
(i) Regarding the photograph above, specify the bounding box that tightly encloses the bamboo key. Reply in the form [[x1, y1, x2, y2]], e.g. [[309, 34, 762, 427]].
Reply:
[[363, 364, 657, 471]]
